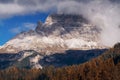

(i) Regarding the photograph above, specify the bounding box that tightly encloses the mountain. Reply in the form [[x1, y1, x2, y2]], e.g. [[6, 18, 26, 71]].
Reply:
[[0, 14, 107, 54]]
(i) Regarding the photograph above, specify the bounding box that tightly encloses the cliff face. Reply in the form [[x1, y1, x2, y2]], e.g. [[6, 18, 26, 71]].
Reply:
[[0, 14, 106, 54]]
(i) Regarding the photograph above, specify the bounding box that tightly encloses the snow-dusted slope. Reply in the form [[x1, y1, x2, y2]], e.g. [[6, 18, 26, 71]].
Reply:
[[0, 14, 106, 54]]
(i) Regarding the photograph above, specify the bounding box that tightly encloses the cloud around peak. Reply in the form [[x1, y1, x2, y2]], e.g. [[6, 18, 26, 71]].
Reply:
[[10, 23, 36, 34], [0, 0, 119, 18]]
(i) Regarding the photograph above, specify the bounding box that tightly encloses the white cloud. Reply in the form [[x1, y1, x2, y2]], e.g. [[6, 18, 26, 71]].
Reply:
[[10, 27, 21, 33], [0, 0, 119, 18], [0, 3, 25, 18], [10, 23, 36, 33], [0, 0, 57, 18], [57, 0, 120, 46], [23, 23, 36, 30]]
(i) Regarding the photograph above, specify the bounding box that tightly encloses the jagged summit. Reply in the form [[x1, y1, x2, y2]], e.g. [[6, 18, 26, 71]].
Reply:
[[36, 14, 89, 36], [0, 14, 106, 54], [45, 14, 88, 25]]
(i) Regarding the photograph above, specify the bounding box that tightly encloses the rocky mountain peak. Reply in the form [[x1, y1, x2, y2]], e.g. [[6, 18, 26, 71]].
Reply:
[[35, 14, 92, 36], [0, 14, 107, 54], [44, 14, 88, 26], [45, 16, 54, 25]]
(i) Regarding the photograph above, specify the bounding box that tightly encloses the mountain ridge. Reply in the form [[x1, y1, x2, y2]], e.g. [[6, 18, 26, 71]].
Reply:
[[0, 14, 107, 54]]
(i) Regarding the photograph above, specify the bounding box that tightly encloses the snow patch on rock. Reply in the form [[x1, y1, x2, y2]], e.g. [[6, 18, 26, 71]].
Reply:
[[18, 52, 33, 61], [30, 55, 43, 69]]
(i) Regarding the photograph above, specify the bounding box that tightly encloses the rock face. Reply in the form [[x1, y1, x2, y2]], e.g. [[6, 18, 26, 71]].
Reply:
[[0, 49, 107, 69], [0, 14, 106, 54], [0, 50, 44, 69]]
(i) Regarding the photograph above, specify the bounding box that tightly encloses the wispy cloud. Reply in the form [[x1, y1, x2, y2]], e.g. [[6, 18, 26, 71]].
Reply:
[[0, 0, 119, 18], [0, 0, 57, 18], [10, 22, 36, 33], [23, 23, 36, 30], [10, 27, 21, 34]]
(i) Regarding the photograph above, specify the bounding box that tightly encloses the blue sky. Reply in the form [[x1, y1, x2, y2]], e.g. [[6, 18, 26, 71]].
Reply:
[[0, 13, 49, 45], [0, 0, 59, 45]]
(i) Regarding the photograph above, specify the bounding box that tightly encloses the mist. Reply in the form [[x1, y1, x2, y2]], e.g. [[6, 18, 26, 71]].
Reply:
[[57, 0, 120, 47]]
